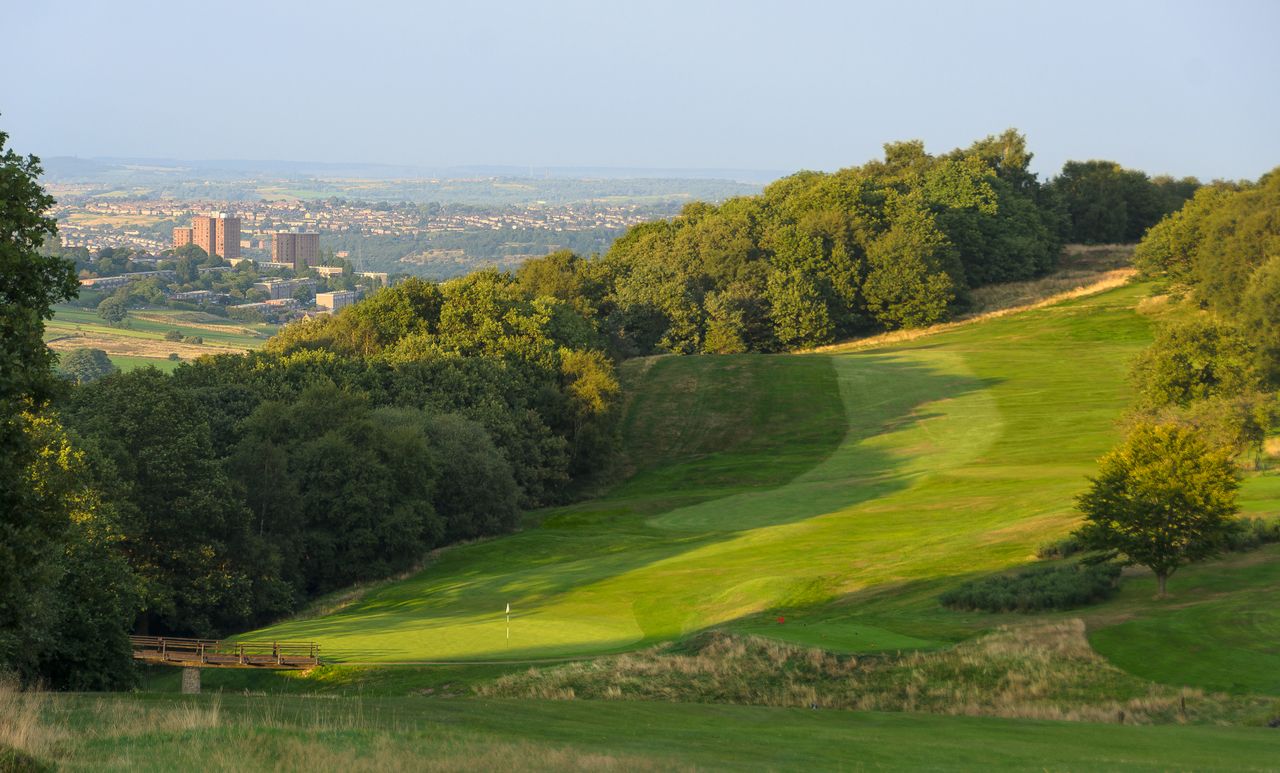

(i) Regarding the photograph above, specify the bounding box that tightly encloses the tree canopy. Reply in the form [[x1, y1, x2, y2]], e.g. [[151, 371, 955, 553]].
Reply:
[[1076, 423, 1239, 596]]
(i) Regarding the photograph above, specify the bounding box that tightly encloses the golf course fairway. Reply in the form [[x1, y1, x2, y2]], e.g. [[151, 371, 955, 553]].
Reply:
[[247, 282, 1257, 663]]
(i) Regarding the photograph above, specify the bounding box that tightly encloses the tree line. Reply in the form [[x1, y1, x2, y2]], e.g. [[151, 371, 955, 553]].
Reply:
[[508, 131, 1196, 357], [1073, 166, 1280, 596]]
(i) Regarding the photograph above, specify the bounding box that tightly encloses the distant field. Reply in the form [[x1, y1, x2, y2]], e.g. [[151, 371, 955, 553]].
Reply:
[[45, 304, 275, 371], [250, 283, 1174, 662]]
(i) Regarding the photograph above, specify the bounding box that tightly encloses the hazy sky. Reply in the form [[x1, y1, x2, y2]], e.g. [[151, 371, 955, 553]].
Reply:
[[2, 0, 1277, 179]]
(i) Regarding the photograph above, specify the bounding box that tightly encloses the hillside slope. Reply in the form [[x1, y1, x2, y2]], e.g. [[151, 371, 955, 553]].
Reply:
[[250, 282, 1246, 663]]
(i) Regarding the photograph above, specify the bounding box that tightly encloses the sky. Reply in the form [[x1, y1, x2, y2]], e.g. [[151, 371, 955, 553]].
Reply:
[[2, 0, 1277, 180]]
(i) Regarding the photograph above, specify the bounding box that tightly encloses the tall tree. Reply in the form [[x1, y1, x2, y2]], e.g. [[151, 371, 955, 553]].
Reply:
[[0, 129, 79, 672]]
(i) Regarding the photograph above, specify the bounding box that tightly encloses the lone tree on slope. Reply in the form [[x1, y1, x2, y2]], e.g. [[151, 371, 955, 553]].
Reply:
[[1075, 422, 1238, 597]]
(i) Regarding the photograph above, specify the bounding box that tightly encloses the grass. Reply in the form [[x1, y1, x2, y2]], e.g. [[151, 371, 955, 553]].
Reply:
[[478, 620, 1277, 725], [9, 684, 1280, 771], [247, 282, 1171, 662], [44, 304, 275, 369], [1086, 543, 1280, 695], [102, 355, 180, 373]]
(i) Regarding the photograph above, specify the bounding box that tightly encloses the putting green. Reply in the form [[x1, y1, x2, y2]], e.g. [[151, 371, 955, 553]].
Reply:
[[250, 284, 1154, 661]]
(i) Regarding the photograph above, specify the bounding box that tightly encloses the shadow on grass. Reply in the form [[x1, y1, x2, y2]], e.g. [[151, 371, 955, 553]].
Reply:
[[247, 352, 996, 661]]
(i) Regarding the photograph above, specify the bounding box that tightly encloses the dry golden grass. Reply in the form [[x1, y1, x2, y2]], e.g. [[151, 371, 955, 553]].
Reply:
[[2, 678, 681, 773], [0, 675, 54, 760], [811, 246, 1137, 355], [45, 334, 229, 360], [477, 621, 1269, 725]]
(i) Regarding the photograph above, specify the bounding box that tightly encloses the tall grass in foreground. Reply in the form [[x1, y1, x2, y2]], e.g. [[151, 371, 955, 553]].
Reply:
[[478, 621, 1278, 726], [0, 676, 680, 772]]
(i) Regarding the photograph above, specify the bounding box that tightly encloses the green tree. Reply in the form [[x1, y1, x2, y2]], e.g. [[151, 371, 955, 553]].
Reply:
[[0, 128, 79, 675], [861, 200, 958, 329], [766, 267, 834, 348], [64, 369, 282, 635], [97, 296, 127, 325], [1076, 423, 1239, 597], [422, 412, 520, 542], [24, 414, 138, 689], [1238, 255, 1280, 385], [1130, 318, 1259, 409], [58, 348, 117, 385]]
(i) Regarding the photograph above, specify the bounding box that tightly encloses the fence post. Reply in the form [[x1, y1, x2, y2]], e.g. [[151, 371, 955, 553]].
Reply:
[[181, 667, 201, 695]]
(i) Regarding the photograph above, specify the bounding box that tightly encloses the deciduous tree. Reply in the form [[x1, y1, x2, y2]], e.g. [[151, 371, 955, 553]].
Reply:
[[1076, 423, 1239, 597]]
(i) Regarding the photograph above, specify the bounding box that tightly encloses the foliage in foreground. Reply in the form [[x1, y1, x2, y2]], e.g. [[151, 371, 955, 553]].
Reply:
[[939, 562, 1121, 613]]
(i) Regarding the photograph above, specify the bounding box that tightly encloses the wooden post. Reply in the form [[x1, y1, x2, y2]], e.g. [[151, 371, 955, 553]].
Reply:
[[181, 667, 201, 695]]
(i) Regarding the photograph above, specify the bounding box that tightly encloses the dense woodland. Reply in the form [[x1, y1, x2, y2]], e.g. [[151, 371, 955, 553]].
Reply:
[[1, 128, 1261, 690]]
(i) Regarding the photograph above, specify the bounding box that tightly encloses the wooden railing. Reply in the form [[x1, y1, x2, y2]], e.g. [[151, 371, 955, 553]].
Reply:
[[130, 636, 320, 669]]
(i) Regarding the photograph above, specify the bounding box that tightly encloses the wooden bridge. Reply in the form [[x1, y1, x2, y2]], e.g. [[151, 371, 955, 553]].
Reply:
[[130, 636, 320, 670]]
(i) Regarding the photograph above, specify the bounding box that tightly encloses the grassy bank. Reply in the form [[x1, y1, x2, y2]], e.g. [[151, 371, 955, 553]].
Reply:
[[8, 688, 1280, 772]]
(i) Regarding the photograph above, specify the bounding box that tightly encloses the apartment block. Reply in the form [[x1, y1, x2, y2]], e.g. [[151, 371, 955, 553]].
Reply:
[[252, 277, 315, 300], [272, 230, 320, 269], [315, 290, 357, 312], [172, 226, 193, 248], [189, 213, 241, 259]]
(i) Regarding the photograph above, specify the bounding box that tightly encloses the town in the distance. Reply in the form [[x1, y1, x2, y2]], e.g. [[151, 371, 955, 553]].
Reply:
[[80, 210, 382, 320]]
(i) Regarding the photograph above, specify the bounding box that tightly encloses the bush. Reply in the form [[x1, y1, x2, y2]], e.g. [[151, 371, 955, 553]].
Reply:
[[941, 562, 1122, 613], [164, 329, 183, 342], [0, 743, 51, 773], [1035, 534, 1085, 560], [182, 335, 203, 345], [1224, 517, 1280, 552]]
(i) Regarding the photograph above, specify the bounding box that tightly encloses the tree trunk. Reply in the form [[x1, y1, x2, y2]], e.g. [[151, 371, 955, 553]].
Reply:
[[1157, 573, 1168, 598]]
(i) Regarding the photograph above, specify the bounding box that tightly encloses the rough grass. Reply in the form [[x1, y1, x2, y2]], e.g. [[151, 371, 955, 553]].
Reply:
[[476, 621, 1276, 726], [14, 687, 1280, 772], [5, 688, 677, 773]]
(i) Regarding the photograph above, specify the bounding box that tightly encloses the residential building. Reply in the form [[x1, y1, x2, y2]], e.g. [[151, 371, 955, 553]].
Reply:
[[252, 277, 315, 300], [190, 213, 241, 259], [315, 290, 357, 312], [272, 230, 320, 269], [172, 226, 193, 248], [79, 270, 177, 289]]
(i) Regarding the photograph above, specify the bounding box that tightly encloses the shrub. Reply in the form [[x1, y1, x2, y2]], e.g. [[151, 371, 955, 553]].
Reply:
[[182, 335, 203, 345], [164, 329, 183, 341], [1224, 517, 1280, 552], [0, 743, 50, 773], [941, 562, 1122, 613], [1035, 534, 1085, 560]]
